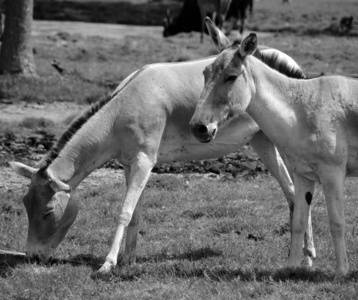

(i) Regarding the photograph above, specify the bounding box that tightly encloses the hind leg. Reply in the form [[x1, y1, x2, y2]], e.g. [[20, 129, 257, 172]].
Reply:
[[98, 152, 155, 274], [287, 173, 315, 270], [320, 167, 348, 278], [250, 131, 316, 265]]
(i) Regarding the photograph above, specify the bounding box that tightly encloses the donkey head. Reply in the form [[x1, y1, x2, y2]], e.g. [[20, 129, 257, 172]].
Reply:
[[190, 17, 258, 143], [10, 162, 79, 262]]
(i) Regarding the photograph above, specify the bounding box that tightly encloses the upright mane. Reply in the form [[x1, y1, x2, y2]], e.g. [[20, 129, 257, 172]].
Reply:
[[254, 46, 306, 79], [231, 41, 306, 79], [38, 95, 113, 170]]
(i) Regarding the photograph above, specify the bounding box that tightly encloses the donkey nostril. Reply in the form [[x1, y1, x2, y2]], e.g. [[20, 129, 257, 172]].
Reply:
[[196, 124, 208, 134], [212, 128, 217, 137]]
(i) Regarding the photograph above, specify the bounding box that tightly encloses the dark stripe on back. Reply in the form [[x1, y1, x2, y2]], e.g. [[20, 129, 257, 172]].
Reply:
[[38, 95, 113, 170], [38, 68, 146, 170]]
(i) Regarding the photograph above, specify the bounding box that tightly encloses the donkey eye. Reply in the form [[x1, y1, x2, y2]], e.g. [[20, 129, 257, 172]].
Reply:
[[225, 75, 237, 83]]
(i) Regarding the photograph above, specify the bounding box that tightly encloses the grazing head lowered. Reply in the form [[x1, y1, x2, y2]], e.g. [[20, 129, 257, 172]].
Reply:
[[9, 162, 78, 262]]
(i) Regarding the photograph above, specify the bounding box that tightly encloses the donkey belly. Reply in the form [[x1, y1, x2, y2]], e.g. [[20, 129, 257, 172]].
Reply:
[[157, 115, 259, 163], [157, 139, 246, 163]]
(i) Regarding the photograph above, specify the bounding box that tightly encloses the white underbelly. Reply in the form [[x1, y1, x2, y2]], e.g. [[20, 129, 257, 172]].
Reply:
[[158, 116, 259, 163], [157, 139, 245, 162]]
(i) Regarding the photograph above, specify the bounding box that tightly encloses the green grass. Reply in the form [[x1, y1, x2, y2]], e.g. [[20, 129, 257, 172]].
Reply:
[[1, 174, 358, 299]]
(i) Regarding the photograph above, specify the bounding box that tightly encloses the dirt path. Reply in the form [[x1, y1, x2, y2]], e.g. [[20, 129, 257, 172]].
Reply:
[[32, 20, 274, 41], [0, 102, 84, 123], [32, 20, 164, 40]]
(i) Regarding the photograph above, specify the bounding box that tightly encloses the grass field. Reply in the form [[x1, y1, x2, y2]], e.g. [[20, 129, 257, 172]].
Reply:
[[1, 174, 358, 299], [1, 0, 358, 298]]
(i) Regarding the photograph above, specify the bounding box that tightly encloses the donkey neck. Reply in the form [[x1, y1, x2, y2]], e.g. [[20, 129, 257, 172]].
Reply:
[[47, 102, 119, 189], [245, 56, 309, 146]]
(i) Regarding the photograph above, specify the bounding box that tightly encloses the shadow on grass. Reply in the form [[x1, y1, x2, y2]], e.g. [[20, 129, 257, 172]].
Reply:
[[134, 247, 223, 264], [0, 252, 104, 277], [96, 247, 358, 283], [0, 253, 27, 277], [3, 250, 358, 284], [106, 264, 336, 283], [51, 254, 104, 270], [105, 263, 358, 284]]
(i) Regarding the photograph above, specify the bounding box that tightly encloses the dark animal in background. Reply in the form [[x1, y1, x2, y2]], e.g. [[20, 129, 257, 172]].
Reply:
[[0, 0, 5, 41], [163, 0, 203, 39], [163, 0, 253, 43], [224, 0, 253, 35], [340, 16, 353, 33], [197, 0, 232, 43]]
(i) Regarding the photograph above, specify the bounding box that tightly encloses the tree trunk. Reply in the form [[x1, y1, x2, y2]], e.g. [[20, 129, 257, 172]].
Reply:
[[0, 0, 37, 76]]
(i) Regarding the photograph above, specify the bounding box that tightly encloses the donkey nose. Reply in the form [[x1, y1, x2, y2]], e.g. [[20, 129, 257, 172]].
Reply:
[[189, 123, 213, 143], [192, 124, 209, 135]]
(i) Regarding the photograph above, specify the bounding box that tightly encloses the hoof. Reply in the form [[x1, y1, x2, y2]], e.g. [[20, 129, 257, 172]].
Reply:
[[303, 248, 316, 260], [282, 266, 296, 277], [122, 255, 135, 266], [334, 268, 348, 282], [334, 273, 348, 283], [306, 256, 313, 268], [99, 261, 115, 273]]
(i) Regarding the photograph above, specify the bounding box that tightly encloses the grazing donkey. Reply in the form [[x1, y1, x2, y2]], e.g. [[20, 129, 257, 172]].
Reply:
[[224, 0, 253, 36], [163, 0, 232, 43], [190, 17, 358, 279], [10, 46, 315, 274]]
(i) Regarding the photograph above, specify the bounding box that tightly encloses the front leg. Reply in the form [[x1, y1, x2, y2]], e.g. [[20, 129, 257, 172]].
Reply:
[[115, 166, 144, 265], [123, 192, 143, 265], [97, 152, 154, 274], [287, 173, 315, 270]]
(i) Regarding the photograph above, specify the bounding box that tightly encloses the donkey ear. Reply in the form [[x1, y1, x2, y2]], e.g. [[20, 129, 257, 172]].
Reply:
[[45, 169, 72, 193], [9, 162, 37, 179], [239, 33, 258, 57], [205, 17, 231, 52], [50, 179, 71, 193]]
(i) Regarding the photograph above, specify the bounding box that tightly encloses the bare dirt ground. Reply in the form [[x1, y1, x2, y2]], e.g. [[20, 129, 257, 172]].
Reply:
[[32, 20, 273, 41], [32, 20, 163, 41], [0, 101, 83, 123]]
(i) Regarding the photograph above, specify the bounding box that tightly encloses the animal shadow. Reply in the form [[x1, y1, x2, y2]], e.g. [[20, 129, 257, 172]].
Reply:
[[0, 252, 103, 277], [0, 253, 27, 277]]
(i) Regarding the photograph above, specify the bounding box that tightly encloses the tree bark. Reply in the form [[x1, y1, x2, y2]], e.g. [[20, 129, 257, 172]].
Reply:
[[0, 0, 37, 76]]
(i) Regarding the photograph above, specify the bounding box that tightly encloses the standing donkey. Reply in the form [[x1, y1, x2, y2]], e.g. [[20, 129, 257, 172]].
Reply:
[[190, 17, 358, 279], [10, 46, 315, 274], [197, 0, 232, 43]]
